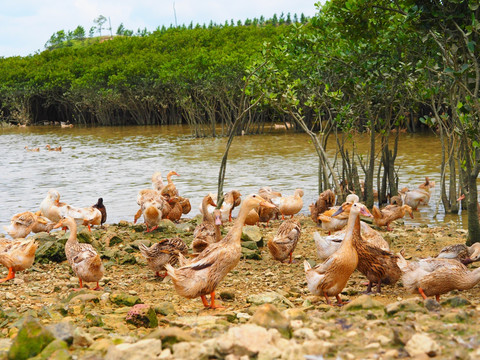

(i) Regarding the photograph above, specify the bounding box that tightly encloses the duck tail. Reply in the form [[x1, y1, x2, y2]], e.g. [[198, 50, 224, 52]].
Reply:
[[372, 206, 382, 219], [139, 243, 151, 258], [164, 263, 177, 280]]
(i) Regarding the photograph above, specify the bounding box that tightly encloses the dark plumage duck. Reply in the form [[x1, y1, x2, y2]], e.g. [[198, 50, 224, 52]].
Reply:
[[334, 202, 402, 294], [92, 198, 107, 226], [139, 237, 188, 278], [309, 189, 335, 223]]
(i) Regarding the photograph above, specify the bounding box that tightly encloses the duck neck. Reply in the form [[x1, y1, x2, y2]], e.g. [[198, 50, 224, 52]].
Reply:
[[344, 211, 361, 246], [66, 222, 78, 245], [214, 224, 222, 242], [202, 199, 214, 223], [463, 267, 480, 289], [224, 204, 253, 244]]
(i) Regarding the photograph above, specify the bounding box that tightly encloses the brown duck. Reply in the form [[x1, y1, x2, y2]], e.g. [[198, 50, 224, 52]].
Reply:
[[165, 194, 275, 309], [54, 217, 104, 290], [309, 189, 335, 223], [192, 195, 223, 253], [334, 202, 401, 293], [372, 204, 413, 231], [304, 202, 372, 305], [139, 237, 188, 278], [268, 218, 301, 263]]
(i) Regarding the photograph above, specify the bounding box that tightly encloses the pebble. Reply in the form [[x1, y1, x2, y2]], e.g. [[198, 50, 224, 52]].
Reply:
[[5, 292, 15, 300]]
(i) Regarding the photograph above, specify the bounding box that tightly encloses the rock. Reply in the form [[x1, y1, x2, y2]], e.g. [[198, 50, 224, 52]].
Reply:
[[35, 241, 66, 263], [282, 308, 307, 321], [155, 302, 177, 316], [102, 231, 124, 247], [125, 304, 158, 328], [441, 296, 471, 308], [33, 233, 58, 243], [110, 292, 142, 306], [249, 304, 292, 339], [29, 339, 70, 360], [144, 327, 195, 349], [8, 316, 55, 360], [246, 291, 294, 308], [241, 225, 263, 243], [72, 327, 94, 348], [46, 322, 75, 345], [241, 241, 258, 250], [213, 324, 283, 357], [5, 293, 15, 300], [385, 299, 426, 315], [343, 295, 385, 311], [172, 342, 207, 360], [105, 339, 162, 360], [77, 230, 94, 244], [117, 251, 137, 265], [68, 293, 100, 304], [241, 247, 262, 260], [219, 291, 236, 302], [175, 222, 196, 232], [293, 328, 317, 340], [424, 299, 441, 312], [405, 333, 440, 357]]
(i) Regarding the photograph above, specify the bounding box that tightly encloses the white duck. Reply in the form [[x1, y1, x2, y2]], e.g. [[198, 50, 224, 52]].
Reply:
[[4, 211, 54, 239]]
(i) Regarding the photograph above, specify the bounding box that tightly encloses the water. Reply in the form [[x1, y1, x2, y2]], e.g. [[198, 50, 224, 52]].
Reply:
[[0, 125, 470, 233]]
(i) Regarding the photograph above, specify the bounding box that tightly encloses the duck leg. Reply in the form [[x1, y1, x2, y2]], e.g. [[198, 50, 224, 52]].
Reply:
[[0, 268, 15, 282], [201, 295, 210, 307], [93, 282, 102, 291], [323, 292, 332, 305], [209, 292, 224, 309], [335, 294, 348, 306], [289, 252, 293, 264], [73, 278, 84, 291], [364, 281, 373, 294], [435, 295, 440, 302], [418, 287, 428, 300], [376, 281, 382, 294], [155, 271, 167, 278], [146, 225, 158, 233]]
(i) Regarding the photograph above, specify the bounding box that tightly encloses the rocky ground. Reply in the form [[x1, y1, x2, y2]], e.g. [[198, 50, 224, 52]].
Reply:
[[1, 214, 480, 360]]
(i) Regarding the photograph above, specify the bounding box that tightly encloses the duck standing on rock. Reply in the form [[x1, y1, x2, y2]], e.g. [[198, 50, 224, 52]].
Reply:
[[0, 238, 38, 282], [304, 202, 372, 306], [92, 198, 107, 227], [165, 194, 275, 309], [54, 217, 104, 291], [268, 218, 301, 263]]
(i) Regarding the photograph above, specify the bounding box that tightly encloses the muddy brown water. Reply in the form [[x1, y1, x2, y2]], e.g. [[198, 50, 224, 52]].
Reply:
[[0, 124, 472, 234]]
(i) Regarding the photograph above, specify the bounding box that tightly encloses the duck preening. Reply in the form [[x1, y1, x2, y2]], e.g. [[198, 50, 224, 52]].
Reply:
[[139, 238, 188, 278], [268, 218, 301, 263], [165, 194, 275, 309]]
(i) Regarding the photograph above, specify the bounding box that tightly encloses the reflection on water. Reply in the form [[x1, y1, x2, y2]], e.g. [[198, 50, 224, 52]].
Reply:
[[0, 125, 471, 233]]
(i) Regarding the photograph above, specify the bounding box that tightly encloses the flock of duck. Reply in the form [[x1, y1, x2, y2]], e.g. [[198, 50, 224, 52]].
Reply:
[[1, 173, 480, 309]]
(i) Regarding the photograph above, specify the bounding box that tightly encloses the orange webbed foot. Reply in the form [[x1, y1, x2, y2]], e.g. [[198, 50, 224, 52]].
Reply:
[[0, 268, 15, 283]]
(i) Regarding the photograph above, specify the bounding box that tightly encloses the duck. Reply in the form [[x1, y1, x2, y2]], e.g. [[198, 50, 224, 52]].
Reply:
[[160, 171, 180, 199], [151, 171, 165, 192], [134, 189, 165, 232], [267, 218, 301, 263], [60, 122, 74, 128], [332, 202, 401, 294], [399, 178, 432, 210], [24, 146, 40, 152], [314, 222, 389, 261], [4, 211, 54, 239], [0, 238, 38, 282], [39, 189, 102, 230], [161, 196, 183, 222], [199, 190, 242, 223], [309, 189, 335, 223], [192, 195, 222, 253], [397, 254, 480, 301], [372, 204, 414, 231], [45, 144, 62, 151], [178, 196, 192, 215], [92, 198, 107, 226], [304, 202, 372, 305], [224, 190, 242, 222], [53, 217, 104, 290], [317, 194, 359, 234], [165, 194, 275, 309], [275, 188, 304, 219], [257, 187, 281, 224], [436, 243, 480, 265], [244, 209, 260, 226], [139, 237, 188, 278]]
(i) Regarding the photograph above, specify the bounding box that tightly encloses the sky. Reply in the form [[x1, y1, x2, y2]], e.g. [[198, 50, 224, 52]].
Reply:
[[0, 0, 322, 58]]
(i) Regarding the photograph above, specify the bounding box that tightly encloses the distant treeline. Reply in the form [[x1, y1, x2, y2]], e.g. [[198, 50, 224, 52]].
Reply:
[[0, 14, 308, 136]]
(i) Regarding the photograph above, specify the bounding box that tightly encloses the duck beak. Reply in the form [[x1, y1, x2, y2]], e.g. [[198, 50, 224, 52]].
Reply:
[[53, 221, 63, 229], [360, 207, 373, 217], [260, 201, 276, 209], [37, 217, 47, 224], [332, 207, 344, 217], [215, 213, 222, 225]]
